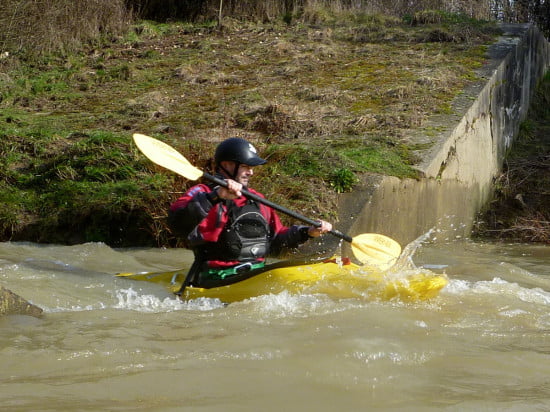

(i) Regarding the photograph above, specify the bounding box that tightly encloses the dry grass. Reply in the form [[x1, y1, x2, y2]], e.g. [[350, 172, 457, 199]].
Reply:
[[0, 0, 131, 57]]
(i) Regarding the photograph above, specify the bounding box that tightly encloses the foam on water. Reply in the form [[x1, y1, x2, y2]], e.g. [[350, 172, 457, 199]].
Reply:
[[1, 238, 548, 320], [36, 287, 227, 313], [236, 290, 340, 318], [113, 287, 225, 312], [443, 276, 550, 305]]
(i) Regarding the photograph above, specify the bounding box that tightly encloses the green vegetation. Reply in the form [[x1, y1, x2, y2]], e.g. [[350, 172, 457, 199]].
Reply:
[[0, 126, 175, 245], [0, 7, 501, 246]]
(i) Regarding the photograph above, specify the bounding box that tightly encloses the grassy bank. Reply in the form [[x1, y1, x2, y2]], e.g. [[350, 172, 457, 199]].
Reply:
[[0, 11, 499, 246]]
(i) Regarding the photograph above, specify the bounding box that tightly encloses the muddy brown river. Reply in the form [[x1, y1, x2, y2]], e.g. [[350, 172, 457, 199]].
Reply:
[[0, 237, 549, 411]]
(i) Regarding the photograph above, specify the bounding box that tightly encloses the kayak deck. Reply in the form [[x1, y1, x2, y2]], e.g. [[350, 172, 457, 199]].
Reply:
[[117, 257, 448, 303]]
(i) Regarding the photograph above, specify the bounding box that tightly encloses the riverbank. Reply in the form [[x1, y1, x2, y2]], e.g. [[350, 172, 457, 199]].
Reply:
[[0, 12, 499, 246], [473, 71, 550, 244]]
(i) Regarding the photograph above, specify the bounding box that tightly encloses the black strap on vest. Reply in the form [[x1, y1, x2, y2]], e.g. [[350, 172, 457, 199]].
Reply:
[[175, 250, 205, 296]]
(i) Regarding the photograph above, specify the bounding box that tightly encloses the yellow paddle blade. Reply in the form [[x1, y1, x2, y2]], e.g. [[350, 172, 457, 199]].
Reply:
[[351, 233, 401, 270], [116, 268, 185, 286], [133, 133, 204, 181]]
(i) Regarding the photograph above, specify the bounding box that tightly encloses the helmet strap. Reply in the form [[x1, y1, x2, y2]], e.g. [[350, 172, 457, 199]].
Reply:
[[232, 162, 241, 180], [219, 161, 240, 181]]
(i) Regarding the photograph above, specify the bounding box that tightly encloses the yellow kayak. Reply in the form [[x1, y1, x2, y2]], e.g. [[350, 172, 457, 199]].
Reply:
[[117, 257, 448, 303]]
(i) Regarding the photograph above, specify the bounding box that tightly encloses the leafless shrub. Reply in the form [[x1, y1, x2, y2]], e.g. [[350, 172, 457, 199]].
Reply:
[[129, 1, 495, 23], [510, 213, 550, 243], [476, 153, 550, 244], [0, 0, 505, 61], [412, 9, 445, 24]]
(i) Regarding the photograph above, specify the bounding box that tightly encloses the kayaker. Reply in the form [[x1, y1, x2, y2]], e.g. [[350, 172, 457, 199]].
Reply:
[[168, 137, 332, 292]]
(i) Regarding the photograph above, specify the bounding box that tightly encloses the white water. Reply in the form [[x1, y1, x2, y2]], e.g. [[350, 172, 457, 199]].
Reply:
[[0, 239, 549, 411]]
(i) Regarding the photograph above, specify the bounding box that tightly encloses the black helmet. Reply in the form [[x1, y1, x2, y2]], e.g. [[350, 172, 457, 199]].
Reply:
[[214, 138, 267, 166]]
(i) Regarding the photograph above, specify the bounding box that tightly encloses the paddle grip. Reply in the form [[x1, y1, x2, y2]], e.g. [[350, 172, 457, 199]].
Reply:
[[203, 173, 353, 244]]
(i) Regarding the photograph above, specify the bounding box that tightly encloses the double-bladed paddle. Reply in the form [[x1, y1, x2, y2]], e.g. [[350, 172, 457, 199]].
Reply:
[[132, 133, 401, 270]]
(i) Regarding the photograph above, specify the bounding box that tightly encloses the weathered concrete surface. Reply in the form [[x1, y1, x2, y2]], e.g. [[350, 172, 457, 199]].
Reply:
[[0, 285, 43, 317], [335, 23, 550, 252]]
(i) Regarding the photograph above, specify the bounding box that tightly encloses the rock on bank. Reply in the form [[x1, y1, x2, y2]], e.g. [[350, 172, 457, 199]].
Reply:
[[0, 286, 43, 317]]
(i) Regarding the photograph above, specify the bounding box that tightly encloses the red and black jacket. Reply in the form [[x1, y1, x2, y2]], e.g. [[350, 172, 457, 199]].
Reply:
[[168, 182, 311, 269]]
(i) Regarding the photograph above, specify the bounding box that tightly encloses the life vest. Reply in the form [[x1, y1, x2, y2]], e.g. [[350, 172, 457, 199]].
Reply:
[[205, 199, 270, 262]]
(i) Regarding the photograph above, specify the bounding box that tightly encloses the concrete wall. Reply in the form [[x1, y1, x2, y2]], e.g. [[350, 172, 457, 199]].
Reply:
[[336, 24, 550, 252]]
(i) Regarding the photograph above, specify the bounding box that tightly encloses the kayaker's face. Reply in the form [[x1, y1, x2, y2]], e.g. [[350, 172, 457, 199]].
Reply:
[[221, 161, 254, 187]]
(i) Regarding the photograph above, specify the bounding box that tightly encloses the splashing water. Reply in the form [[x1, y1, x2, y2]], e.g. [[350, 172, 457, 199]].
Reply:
[[114, 287, 225, 312], [0, 240, 549, 410]]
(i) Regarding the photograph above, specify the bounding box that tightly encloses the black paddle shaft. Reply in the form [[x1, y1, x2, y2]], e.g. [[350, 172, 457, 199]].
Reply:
[[204, 173, 353, 243]]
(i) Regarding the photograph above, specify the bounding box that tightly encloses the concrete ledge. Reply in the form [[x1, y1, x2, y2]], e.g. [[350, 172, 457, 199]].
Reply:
[[335, 23, 550, 251]]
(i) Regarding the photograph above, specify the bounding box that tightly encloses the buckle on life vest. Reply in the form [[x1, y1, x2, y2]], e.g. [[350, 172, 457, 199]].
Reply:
[[206, 261, 265, 279]]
